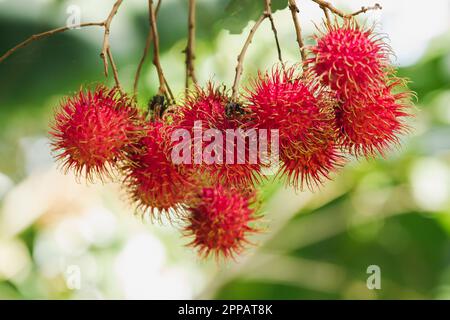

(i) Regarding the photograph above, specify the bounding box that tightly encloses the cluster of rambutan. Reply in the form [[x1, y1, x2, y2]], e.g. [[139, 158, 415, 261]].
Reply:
[[306, 20, 412, 157], [50, 20, 412, 259], [50, 85, 259, 259]]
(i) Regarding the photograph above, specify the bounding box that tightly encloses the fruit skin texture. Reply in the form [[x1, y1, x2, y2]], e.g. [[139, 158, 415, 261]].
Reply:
[[50, 86, 143, 181], [246, 66, 342, 189], [122, 120, 194, 217], [280, 137, 342, 189], [306, 21, 413, 159], [335, 80, 412, 157], [306, 20, 390, 99], [184, 185, 258, 259], [170, 83, 261, 189]]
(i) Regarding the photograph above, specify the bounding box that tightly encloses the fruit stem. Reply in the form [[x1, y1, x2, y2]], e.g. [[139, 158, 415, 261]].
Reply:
[[288, 0, 307, 63], [265, 0, 284, 66], [231, 13, 267, 102], [185, 0, 198, 94], [148, 0, 175, 104], [133, 0, 162, 97], [311, 0, 382, 18]]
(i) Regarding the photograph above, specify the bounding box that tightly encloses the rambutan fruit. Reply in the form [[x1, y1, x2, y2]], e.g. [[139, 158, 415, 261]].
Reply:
[[280, 137, 342, 189], [306, 21, 414, 159], [122, 120, 195, 218], [169, 83, 262, 189], [50, 86, 143, 181], [306, 20, 391, 99], [246, 66, 343, 188], [184, 184, 259, 259], [335, 80, 412, 157]]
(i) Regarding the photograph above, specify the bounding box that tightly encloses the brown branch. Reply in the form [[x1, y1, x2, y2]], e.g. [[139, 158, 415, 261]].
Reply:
[[311, 0, 346, 17], [231, 14, 267, 102], [163, 75, 175, 103], [288, 0, 306, 62], [148, 0, 174, 103], [133, 32, 153, 97], [100, 0, 123, 80], [265, 0, 283, 65], [106, 48, 121, 94], [133, 0, 162, 96], [1, 0, 125, 93], [321, 6, 332, 27], [350, 3, 382, 17], [311, 0, 381, 18], [0, 22, 104, 64], [185, 0, 198, 93]]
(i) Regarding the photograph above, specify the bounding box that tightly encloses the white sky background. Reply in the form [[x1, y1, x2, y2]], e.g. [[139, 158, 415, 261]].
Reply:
[[330, 0, 450, 66]]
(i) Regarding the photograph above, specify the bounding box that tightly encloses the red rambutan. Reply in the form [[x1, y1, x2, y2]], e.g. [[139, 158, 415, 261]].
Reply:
[[246, 66, 343, 188], [50, 86, 143, 181], [280, 137, 342, 189], [170, 83, 262, 189], [184, 185, 259, 259], [306, 20, 390, 99], [122, 120, 195, 217], [335, 80, 412, 157]]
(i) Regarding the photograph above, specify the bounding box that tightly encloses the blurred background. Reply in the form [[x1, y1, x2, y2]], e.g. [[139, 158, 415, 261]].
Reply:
[[1, 0, 450, 299]]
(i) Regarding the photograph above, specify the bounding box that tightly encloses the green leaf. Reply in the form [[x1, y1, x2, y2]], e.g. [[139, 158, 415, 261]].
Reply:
[[220, 0, 288, 34]]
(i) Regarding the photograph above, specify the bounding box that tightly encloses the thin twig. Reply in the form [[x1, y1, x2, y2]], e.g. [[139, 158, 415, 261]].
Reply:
[[311, 0, 346, 17], [133, 32, 153, 96], [107, 48, 121, 93], [288, 0, 306, 62], [265, 0, 283, 65], [100, 0, 123, 78], [321, 6, 332, 27], [350, 3, 382, 17], [0, 22, 104, 63], [133, 0, 162, 96], [148, 0, 174, 103], [311, 0, 381, 18], [185, 0, 198, 93], [163, 75, 175, 102], [231, 14, 267, 102], [0, 0, 125, 92]]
